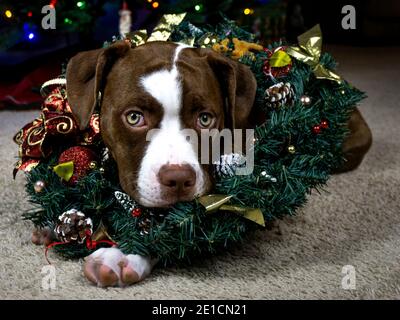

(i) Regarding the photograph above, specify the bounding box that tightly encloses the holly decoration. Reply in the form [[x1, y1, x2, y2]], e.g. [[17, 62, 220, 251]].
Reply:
[[312, 125, 322, 134], [131, 208, 142, 217], [321, 119, 329, 129], [312, 120, 329, 134]]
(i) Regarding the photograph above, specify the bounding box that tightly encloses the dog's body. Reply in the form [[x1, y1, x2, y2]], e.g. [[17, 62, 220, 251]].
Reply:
[[32, 41, 372, 287]]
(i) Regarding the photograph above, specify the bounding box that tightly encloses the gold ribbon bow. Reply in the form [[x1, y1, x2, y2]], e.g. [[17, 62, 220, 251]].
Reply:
[[198, 194, 265, 227], [127, 13, 187, 47], [286, 24, 341, 83]]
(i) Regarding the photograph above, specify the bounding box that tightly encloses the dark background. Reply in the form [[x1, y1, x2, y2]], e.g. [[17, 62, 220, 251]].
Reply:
[[0, 0, 399, 109]]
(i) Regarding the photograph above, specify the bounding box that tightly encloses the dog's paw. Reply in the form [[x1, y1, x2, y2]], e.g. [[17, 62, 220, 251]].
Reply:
[[31, 227, 56, 246], [83, 247, 153, 287]]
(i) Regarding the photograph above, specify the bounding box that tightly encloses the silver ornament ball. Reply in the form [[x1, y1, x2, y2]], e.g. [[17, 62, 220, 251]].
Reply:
[[34, 180, 45, 193]]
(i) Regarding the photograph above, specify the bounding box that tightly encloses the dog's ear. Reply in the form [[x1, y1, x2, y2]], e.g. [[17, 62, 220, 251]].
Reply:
[[205, 49, 257, 129], [66, 41, 130, 130]]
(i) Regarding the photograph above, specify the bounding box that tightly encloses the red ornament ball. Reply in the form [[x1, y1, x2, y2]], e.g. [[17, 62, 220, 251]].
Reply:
[[131, 208, 142, 217], [312, 125, 322, 134], [58, 146, 98, 184], [320, 119, 329, 129]]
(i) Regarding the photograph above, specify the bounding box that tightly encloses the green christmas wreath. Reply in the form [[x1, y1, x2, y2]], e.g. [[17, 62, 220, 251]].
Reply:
[[14, 15, 365, 266]]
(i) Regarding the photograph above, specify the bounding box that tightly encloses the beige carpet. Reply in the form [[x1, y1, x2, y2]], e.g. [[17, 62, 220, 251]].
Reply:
[[1, 46, 399, 300]]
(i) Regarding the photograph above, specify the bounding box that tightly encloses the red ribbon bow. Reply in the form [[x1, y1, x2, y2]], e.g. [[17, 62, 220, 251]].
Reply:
[[13, 87, 101, 177], [45, 230, 117, 265]]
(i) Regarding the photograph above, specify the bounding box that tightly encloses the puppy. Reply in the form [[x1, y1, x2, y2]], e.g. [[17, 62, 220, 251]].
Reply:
[[67, 41, 257, 287], [33, 41, 371, 287]]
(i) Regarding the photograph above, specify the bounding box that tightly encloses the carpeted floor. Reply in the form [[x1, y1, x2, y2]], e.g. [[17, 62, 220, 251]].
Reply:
[[1, 46, 399, 300]]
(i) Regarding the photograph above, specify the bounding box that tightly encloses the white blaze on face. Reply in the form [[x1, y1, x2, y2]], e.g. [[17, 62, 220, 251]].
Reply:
[[137, 44, 207, 207]]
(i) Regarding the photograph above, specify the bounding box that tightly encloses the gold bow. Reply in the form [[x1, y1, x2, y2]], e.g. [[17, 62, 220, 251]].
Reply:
[[198, 194, 265, 227], [127, 13, 187, 47], [286, 24, 341, 83], [92, 220, 115, 242]]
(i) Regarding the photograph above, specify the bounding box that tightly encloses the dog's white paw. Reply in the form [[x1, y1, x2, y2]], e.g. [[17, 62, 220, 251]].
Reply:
[[83, 247, 153, 287]]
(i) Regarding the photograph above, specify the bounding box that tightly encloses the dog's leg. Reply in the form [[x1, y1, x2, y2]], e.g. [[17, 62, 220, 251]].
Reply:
[[31, 227, 56, 246], [334, 108, 372, 173], [83, 247, 155, 287]]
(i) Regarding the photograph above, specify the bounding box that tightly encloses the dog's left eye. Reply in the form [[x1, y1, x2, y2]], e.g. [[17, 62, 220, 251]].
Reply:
[[197, 112, 214, 128], [126, 111, 145, 127]]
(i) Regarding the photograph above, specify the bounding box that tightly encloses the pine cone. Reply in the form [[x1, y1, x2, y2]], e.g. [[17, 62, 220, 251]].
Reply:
[[138, 218, 151, 236], [264, 82, 294, 109], [54, 209, 93, 243]]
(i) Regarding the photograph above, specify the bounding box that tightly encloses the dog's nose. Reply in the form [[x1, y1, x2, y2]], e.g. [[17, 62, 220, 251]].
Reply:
[[158, 164, 196, 195]]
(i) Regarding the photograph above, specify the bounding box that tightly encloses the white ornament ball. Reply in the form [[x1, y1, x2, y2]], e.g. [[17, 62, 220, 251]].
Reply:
[[34, 180, 45, 193]]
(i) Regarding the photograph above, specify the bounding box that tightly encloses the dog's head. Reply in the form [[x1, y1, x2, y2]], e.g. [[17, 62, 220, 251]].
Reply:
[[66, 41, 257, 207]]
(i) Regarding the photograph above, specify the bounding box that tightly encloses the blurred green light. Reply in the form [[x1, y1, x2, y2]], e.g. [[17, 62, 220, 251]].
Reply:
[[64, 18, 72, 24], [77, 1, 85, 8], [194, 4, 202, 12]]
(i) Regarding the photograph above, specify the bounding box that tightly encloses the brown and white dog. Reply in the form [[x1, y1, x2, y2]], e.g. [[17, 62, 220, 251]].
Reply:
[[69, 40, 257, 287], [32, 40, 372, 287]]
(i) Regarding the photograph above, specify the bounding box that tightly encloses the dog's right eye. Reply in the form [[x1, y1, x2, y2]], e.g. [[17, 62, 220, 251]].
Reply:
[[126, 111, 145, 127]]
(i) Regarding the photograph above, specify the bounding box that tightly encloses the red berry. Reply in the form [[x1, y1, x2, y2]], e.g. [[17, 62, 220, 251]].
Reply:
[[312, 125, 322, 134], [320, 119, 329, 129], [131, 208, 141, 217]]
